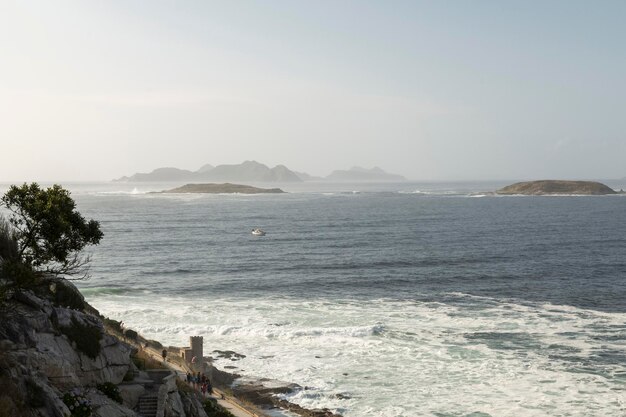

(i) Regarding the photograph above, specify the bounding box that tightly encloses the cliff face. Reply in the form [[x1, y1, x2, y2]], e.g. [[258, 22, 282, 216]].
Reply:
[[0, 286, 131, 417], [496, 180, 616, 195], [0, 280, 207, 417]]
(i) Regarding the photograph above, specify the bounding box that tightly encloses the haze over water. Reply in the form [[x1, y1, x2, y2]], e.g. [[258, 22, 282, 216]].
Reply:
[[65, 182, 626, 417], [3, 2, 626, 416]]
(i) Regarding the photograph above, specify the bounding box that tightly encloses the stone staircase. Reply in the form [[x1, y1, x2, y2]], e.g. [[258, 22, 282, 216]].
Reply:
[[136, 370, 173, 417], [137, 394, 158, 417]]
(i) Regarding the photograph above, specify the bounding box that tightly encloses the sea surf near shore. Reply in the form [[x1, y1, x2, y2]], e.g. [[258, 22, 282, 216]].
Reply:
[[66, 181, 626, 417]]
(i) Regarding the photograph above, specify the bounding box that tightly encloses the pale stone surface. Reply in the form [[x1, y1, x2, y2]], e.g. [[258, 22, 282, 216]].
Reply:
[[118, 384, 146, 409], [0, 284, 223, 417], [88, 391, 139, 417], [164, 391, 186, 417]]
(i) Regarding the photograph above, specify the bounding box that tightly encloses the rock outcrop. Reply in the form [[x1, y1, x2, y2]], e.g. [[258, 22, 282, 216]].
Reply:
[[232, 380, 341, 417], [0, 279, 208, 417], [2, 288, 133, 390], [496, 180, 616, 195]]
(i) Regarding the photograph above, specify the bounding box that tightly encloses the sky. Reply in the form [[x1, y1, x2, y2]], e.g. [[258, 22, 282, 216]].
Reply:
[[0, 0, 625, 181]]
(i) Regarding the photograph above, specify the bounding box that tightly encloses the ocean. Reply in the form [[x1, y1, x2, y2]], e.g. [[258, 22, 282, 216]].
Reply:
[[22, 181, 626, 417]]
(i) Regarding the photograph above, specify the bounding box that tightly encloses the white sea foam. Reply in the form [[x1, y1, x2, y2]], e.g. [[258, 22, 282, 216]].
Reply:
[[88, 294, 626, 417], [93, 188, 148, 196]]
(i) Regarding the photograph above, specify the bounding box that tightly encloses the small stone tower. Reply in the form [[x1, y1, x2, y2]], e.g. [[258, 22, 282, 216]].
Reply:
[[190, 336, 203, 361]]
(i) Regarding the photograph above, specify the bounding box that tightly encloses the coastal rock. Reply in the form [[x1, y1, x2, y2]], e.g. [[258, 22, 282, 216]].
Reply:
[[233, 382, 296, 407], [212, 349, 247, 360], [0, 280, 228, 417], [118, 384, 146, 409], [0, 291, 130, 388], [179, 391, 209, 417], [496, 180, 616, 195], [272, 398, 342, 417], [88, 391, 137, 417], [208, 366, 239, 387], [162, 375, 208, 417], [31, 306, 132, 387]]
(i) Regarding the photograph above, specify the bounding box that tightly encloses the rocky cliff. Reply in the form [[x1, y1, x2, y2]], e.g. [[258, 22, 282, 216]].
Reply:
[[0, 279, 208, 417]]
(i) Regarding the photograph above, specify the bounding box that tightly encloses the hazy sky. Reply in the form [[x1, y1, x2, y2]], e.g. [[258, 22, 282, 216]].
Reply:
[[1, 0, 625, 181]]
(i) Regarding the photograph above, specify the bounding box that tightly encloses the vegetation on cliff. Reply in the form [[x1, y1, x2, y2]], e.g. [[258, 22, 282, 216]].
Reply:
[[496, 180, 616, 195], [0, 183, 103, 280]]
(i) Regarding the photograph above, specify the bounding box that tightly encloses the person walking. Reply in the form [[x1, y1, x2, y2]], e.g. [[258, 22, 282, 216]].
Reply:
[[161, 349, 167, 363]]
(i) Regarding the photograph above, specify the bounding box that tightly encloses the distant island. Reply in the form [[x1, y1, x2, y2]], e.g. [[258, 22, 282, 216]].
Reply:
[[114, 161, 405, 183], [158, 183, 285, 194], [326, 166, 406, 182], [497, 180, 617, 195], [116, 160, 301, 183]]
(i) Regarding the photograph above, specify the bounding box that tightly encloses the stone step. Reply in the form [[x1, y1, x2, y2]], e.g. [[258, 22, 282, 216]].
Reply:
[[137, 395, 159, 417]]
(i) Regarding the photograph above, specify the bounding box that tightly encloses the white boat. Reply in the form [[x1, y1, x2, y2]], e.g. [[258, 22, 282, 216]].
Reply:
[[251, 228, 266, 236]]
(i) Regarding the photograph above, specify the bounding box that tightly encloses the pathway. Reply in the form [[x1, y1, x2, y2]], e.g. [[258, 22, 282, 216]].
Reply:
[[139, 345, 265, 417]]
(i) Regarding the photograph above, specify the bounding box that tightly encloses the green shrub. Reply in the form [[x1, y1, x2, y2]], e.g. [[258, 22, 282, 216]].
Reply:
[[0, 183, 103, 278], [146, 339, 163, 349], [62, 389, 92, 417], [60, 317, 102, 359], [123, 329, 137, 341], [0, 217, 18, 263], [1, 214, 35, 307], [103, 318, 123, 333], [96, 382, 122, 404], [51, 280, 84, 310], [203, 399, 236, 417], [131, 349, 167, 370], [0, 259, 38, 290], [131, 354, 145, 370]]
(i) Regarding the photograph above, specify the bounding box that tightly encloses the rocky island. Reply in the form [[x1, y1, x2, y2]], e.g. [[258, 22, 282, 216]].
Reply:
[[115, 161, 302, 183], [114, 161, 406, 183], [496, 180, 617, 195], [159, 183, 285, 194]]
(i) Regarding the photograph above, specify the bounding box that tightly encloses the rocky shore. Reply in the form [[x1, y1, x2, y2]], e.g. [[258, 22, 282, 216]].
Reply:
[[0, 278, 341, 417], [0, 278, 212, 417]]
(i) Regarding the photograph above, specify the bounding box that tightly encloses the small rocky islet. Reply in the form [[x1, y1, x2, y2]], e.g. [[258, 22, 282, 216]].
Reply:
[[158, 183, 285, 194], [496, 180, 618, 195]]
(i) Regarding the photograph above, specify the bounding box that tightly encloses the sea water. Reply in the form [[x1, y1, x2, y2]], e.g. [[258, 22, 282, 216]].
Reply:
[[29, 181, 626, 417]]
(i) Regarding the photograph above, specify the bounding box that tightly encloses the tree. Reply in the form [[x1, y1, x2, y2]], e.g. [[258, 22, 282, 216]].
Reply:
[[0, 183, 103, 279]]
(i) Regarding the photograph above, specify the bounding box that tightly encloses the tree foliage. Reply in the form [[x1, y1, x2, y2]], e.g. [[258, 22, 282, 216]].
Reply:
[[0, 183, 103, 279]]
